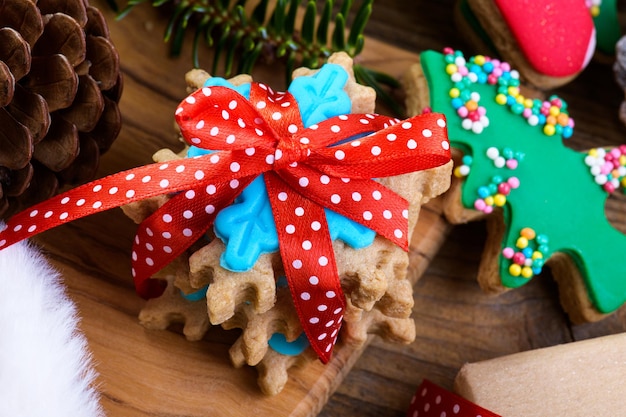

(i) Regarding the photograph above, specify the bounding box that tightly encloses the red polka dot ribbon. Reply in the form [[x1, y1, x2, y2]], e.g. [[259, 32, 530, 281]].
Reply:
[[407, 379, 501, 417], [0, 82, 450, 363]]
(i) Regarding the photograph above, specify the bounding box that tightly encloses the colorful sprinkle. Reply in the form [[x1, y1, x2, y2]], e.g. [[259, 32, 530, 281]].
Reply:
[[502, 228, 549, 279], [454, 147, 523, 212], [442, 49, 574, 138], [586, 0, 601, 17], [485, 146, 524, 170], [469, 174, 521, 214], [585, 145, 626, 193], [520, 227, 536, 240]]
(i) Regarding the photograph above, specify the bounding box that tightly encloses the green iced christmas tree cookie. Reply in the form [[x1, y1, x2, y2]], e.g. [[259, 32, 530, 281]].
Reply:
[[406, 48, 626, 323]]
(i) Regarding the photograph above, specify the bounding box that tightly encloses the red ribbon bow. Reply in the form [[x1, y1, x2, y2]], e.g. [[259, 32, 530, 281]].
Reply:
[[0, 82, 450, 362]]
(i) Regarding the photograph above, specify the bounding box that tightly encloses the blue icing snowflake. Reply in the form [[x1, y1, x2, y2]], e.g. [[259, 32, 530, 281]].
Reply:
[[203, 77, 251, 99], [268, 332, 310, 356], [288, 63, 351, 126], [190, 63, 375, 272], [214, 176, 279, 272], [214, 176, 375, 271]]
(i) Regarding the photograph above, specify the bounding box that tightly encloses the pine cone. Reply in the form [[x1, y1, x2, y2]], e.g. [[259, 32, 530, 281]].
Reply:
[[0, 0, 122, 218]]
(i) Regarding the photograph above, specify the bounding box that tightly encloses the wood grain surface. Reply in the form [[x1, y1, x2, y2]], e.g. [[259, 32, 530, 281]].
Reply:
[[27, 0, 626, 416]]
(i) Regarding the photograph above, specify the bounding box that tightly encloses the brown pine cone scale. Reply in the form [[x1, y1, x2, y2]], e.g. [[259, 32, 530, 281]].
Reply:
[[0, 61, 12, 108], [0, 108, 31, 170], [8, 84, 50, 146], [36, 13, 86, 66]]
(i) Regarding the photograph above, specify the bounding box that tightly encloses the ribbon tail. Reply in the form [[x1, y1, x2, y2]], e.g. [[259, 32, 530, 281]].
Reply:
[[265, 172, 345, 363], [407, 379, 502, 417], [131, 177, 256, 299], [0, 164, 185, 252], [0, 154, 247, 253]]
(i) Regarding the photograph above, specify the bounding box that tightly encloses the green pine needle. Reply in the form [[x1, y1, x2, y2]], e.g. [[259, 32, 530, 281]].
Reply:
[[316, 0, 332, 45], [354, 64, 404, 118], [109, 0, 403, 116]]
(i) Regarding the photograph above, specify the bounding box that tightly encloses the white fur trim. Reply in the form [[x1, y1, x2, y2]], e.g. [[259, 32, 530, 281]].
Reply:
[[0, 239, 104, 416]]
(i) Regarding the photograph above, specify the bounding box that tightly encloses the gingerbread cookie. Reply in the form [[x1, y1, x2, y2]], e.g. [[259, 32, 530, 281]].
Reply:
[[454, 0, 596, 89], [403, 48, 626, 324]]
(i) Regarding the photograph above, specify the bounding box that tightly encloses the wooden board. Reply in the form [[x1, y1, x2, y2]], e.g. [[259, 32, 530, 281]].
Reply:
[[23, 1, 626, 416], [40, 202, 449, 417]]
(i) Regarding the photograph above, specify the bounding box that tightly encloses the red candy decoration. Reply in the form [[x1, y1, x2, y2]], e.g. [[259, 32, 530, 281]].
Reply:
[[407, 379, 501, 417], [550, 98, 562, 108], [512, 252, 526, 265], [494, 0, 595, 76], [604, 182, 616, 193], [0, 83, 451, 363], [497, 182, 511, 195]]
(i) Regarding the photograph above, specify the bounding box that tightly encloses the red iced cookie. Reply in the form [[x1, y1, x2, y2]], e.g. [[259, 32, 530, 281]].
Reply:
[[495, 0, 595, 77], [455, 0, 597, 89]]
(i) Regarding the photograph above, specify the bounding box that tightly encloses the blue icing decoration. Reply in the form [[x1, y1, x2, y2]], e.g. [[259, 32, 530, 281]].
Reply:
[[203, 77, 250, 99], [187, 146, 213, 158], [288, 63, 351, 127], [180, 285, 208, 302], [268, 332, 310, 356], [326, 209, 376, 248], [214, 176, 279, 272], [188, 65, 375, 272], [199, 64, 352, 128], [213, 175, 375, 271], [276, 275, 288, 288], [271, 276, 312, 355]]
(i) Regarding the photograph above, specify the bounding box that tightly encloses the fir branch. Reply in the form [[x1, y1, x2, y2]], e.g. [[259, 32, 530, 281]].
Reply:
[[110, 0, 402, 116], [354, 64, 404, 118]]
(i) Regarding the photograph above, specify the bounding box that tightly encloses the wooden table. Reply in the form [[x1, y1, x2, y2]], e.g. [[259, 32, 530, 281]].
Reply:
[[33, 1, 626, 416]]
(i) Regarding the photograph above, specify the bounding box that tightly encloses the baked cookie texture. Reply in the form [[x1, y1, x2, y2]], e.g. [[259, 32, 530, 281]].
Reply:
[[123, 52, 453, 395], [454, 0, 597, 90], [403, 48, 626, 325]]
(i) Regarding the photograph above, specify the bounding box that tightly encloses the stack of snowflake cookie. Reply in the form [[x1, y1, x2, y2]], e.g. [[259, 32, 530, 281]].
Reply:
[[122, 52, 453, 395]]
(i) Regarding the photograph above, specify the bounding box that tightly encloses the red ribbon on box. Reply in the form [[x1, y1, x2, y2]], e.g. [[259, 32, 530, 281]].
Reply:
[[407, 379, 501, 417], [0, 82, 450, 362]]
